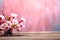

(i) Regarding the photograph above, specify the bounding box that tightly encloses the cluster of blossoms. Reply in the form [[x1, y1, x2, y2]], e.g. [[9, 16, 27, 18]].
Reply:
[[0, 13, 26, 33]]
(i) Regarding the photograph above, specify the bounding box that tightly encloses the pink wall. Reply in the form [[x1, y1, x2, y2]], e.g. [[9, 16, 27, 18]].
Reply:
[[0, 0, 2, 15], [3, 0, 60, 32]]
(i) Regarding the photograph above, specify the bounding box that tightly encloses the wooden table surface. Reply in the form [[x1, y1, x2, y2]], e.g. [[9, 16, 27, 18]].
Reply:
[[0, 32, 60, 40]]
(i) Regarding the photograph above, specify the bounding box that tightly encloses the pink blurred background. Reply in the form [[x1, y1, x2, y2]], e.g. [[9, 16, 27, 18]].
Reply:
[[2, 0, 60, 32]]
